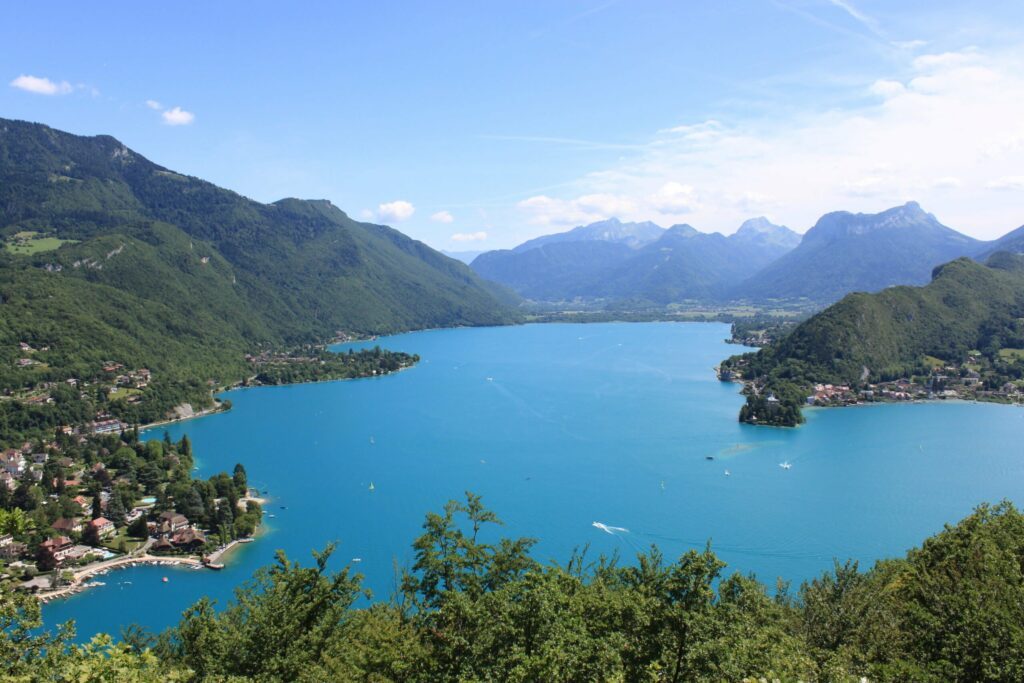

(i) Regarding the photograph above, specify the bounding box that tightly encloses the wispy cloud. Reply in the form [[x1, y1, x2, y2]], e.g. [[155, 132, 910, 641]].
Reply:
[[162, 106, 195, 126], [511, 47, 1024, 239], [9, 74, 73, 96], [145, 99, 163, 110], [481, 134, 643, 152], [987, 176, 1024, 191], [430, 210, 454, 224], [824, 0, 882, 37]]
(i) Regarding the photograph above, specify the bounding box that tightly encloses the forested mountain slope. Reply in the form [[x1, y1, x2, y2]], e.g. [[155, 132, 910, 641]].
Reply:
[[0, 118, 517, 425]]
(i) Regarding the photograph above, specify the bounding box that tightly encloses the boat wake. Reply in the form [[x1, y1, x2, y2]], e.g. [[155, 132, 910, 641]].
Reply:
[[592, 521, 629, 535]]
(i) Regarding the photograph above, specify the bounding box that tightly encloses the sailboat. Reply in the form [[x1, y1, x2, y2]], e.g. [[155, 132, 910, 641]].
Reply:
[[724, 469, 731, 477], [368, 482, 375, 492]]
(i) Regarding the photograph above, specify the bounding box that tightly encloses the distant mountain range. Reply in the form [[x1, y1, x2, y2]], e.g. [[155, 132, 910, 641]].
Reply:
[[733, 202, 983, 301], [472, 203, 1017, 305], [472, 217, 799, 303]]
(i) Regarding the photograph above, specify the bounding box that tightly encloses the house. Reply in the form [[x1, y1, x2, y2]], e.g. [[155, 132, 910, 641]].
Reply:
[[73, 495, 92, 513], [52, 517, 83, 534], [88, 517, 116, 538], [0, 541, 26, 561], [92, 419, 124, 435], [171, 527, 206, 549], [158, 511, 190, 534], [0, 472, 15, 491], [151, 537, 174, 553], [0, 449, 26, 477], [40, 536, 75, 563]]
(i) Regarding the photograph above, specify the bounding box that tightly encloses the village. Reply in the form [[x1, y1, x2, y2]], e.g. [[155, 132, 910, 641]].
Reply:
[[721, 351, 1024, 416], [8, 340, 152, 431], [803, 354, 1024, 407], [0, 425, 263, 601]]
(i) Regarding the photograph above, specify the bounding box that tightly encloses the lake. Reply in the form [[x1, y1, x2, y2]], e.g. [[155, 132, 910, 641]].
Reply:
[[43, 322, 1024, 640]]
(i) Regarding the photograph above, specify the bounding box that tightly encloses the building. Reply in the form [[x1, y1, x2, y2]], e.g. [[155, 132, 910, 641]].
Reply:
[[158, 511, 190, 534], [0, 449, 26, 477], [0, 541, 26, 561], [88, 517, 116, 538], [40, 536, 75, 563], [171, 527, 206, 549], [52, 517, 83, 535]]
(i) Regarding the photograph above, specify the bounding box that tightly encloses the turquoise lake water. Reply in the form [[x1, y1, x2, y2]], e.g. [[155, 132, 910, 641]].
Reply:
[[43, 322, 1024, 640]]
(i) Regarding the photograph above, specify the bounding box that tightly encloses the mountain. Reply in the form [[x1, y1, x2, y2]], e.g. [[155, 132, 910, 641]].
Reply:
[[470, 240, 634, 301], [723, 253, 1024, 424], [472, 217, 798, 303], [733, 202, 983, 303], [512, 217, 665, 253], [976, 224, 1024, 261], [442, 250, 485, 264], [730, 217, 802, 251], [0, 118, 517, 417]]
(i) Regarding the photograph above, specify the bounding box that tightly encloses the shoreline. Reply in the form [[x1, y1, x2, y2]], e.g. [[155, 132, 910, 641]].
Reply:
[[36, 553, 204, 603]]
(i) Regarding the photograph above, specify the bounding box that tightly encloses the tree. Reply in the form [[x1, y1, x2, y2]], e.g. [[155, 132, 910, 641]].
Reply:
[[175, 546, 365, 680], [128, 515, 149, 539], [232, 463, 247, 495]]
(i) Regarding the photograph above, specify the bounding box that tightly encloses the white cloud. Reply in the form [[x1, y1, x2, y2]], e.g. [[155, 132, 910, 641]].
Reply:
[[869, 79, 905, 98], [843, 175, 888, 197], [161, 106, 195, 126], [9, 74, 73, 96], [377, 200, 415, 222], [451, 231, 487, 242], [430, 210, 454, 224], [512, 48, 1024, 239], [987, 176, 1024, 191], [648, 182, 699, 213], [145, 99, 163, 110], [928, 177, 962, 189]]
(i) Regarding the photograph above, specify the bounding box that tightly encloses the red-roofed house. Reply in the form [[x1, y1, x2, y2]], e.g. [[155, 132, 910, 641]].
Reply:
[[88, 517, 115, 538]]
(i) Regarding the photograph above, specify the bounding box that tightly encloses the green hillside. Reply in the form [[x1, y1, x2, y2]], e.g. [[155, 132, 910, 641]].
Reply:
[[723, 254, 1024, 425], [0, 118, 517, 435]]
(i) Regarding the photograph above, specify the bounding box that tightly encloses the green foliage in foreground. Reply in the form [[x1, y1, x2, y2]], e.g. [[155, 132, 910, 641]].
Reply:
[[5, 497, 1024, 681]]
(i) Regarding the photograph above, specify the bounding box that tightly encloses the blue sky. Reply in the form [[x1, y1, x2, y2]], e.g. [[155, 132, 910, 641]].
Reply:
[[3, 1, 1024, 249]]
